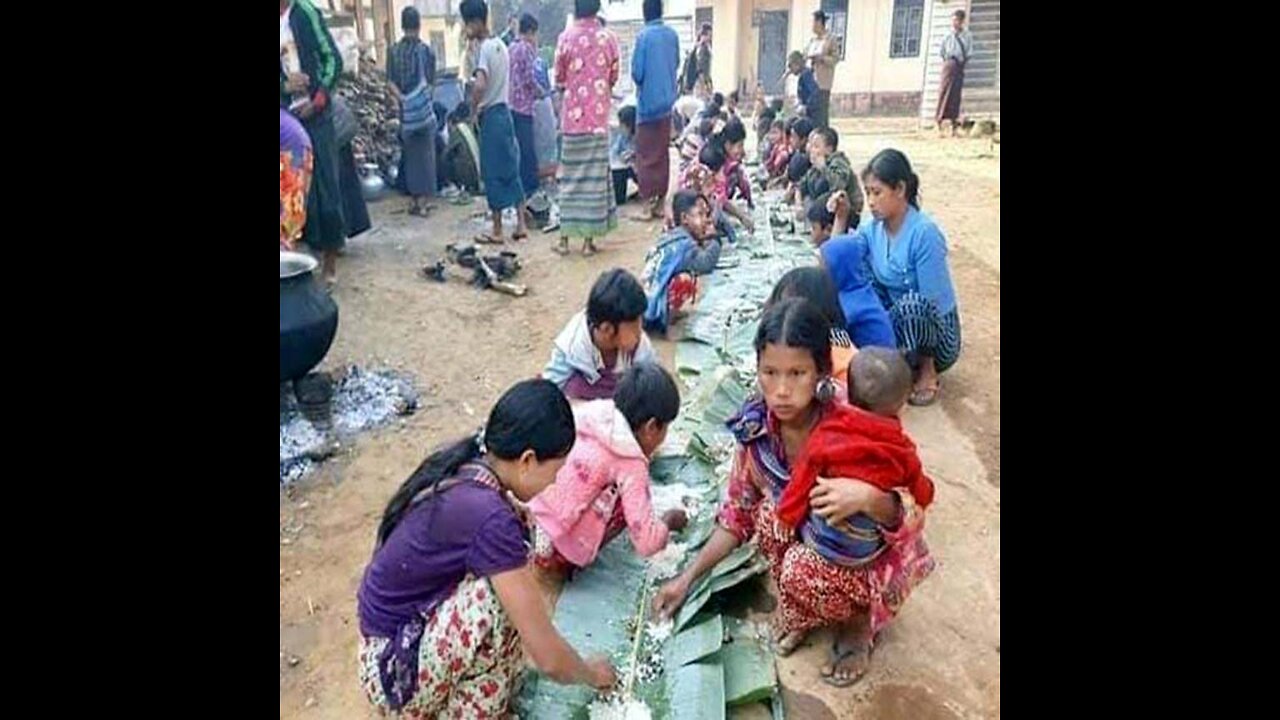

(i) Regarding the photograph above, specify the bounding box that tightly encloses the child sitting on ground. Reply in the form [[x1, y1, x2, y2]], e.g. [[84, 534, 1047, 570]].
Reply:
[[642, 190, 721, 334], [782, 118, 815, 202], [610, 105, 638, 207], [777, 347, 936, 562], [443, 102, 482, 194], [530, 363, 688, 578], [719, 117, 754, 210], [678, 129, 756, 236], [672, 92, 705, 138], [801, 127, 864, 223], [544, 269, 658, 401], [757, 118, 783, 174], [762, 118, 793, 186], [678, 116, 716, 170]]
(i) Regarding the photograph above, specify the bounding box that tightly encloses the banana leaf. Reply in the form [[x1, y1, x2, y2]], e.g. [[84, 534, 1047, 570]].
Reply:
[[663, 659, 726, 720], [718, 618, 777, 706], [675, 544, 762, 632], [516, 536, 649, 717], [666, 615, 724, 668], [698, 369, 749, 426], [720, 322, 758, 372], [675, 340, 718, 376]]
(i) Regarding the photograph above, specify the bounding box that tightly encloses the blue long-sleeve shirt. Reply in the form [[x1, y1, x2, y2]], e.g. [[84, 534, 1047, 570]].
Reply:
[[797, 68, 819, 110], [853, 206, 958, 314], [631, 20, 680, 123]]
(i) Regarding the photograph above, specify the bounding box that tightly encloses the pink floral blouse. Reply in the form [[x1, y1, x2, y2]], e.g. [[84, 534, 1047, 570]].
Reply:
[[554, 18, 620, 136]]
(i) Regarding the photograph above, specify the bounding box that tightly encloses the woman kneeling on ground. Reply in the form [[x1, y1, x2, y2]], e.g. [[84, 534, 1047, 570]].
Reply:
[[652, 299, 934, 687], [357, 379, 616, 716], [826, 149, 962, 406]]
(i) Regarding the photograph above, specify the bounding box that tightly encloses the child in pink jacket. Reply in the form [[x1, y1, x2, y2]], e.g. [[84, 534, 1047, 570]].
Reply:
[[530, 363, 688, 577]]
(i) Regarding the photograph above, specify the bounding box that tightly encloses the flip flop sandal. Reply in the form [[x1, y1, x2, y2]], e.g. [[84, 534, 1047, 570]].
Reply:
[[474, 234, 505, 245], [822, 642, 871, 687], [908, 384, 941, 407]]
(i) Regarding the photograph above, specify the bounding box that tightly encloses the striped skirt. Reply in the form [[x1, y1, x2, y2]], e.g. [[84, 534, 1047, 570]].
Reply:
[[884, 291, 962, 373], [558, 133, 617, 238]]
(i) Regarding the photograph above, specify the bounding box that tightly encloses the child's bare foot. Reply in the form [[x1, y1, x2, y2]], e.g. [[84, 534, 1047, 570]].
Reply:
[[773, 627, 811, 656]]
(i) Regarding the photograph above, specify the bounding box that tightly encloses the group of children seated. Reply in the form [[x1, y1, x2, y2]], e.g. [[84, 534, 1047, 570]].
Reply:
[[603, 89, 761, 337], [533, 266, 932, 586]]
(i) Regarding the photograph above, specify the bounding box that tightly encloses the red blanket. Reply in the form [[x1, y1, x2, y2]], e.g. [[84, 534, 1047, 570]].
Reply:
[[778, 404, 935, 528]]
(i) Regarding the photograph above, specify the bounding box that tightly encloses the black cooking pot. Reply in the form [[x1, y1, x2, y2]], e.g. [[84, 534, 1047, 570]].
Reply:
[[280, 251, 339, 382]]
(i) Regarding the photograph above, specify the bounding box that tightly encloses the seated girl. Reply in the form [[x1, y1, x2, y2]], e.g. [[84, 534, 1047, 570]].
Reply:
[[610, 105, 638, 206], [828, 150, 963, 406], [651, 298, 935, 687], [530, 363, 688, 579], [765, 266, 855, 394], [357, 380, 616, 716], [677, 135, 755, 237]]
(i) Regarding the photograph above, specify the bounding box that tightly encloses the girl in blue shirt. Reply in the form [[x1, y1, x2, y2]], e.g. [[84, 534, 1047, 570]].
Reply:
[[828, 149, 961, 406]]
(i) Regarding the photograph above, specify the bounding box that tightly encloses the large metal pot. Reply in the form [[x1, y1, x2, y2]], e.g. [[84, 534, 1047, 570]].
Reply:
[[280, 251, 339, 382]]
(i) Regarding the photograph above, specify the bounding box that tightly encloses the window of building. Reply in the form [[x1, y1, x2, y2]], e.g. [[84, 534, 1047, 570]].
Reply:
[[820, 0, 849, 61], [889, 0, 925, 58], [695, 7, 712, 37]]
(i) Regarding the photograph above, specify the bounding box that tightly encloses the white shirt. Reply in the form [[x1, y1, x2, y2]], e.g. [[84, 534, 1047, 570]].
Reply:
[[280, 4, 300, 75], [673, 94, 704, 122]]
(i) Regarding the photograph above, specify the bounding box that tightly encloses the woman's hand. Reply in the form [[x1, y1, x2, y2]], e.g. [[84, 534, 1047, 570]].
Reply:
[[651, 574, 691, 620], [809, 476, 898, 525], [584, 655, 618, 689]]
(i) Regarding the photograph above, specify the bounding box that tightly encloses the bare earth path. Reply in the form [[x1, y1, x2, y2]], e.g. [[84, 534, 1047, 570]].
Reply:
[[279, 120, 999, 719]]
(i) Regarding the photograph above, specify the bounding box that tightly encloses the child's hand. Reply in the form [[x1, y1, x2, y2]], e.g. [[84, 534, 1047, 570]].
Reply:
[[662, 508, 688, 531], [827, 190, 850, 220], [584, 656, 618, 689]]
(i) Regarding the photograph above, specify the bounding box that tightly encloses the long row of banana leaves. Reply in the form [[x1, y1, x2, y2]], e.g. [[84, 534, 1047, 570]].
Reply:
[[517, 195, 818, 718]]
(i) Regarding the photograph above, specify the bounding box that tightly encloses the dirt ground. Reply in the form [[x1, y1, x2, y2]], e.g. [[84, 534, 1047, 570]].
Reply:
[[279, 118, 1000, 719]]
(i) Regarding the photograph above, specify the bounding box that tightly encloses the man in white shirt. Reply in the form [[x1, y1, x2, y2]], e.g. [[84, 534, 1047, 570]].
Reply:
[[935, 9, 974, 137]]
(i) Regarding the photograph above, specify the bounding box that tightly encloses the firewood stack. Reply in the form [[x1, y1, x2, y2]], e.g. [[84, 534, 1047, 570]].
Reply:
[[336, 56, 401, 176]]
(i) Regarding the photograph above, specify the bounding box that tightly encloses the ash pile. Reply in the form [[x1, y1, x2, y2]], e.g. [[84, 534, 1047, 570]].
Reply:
[[280, 365, 419, 485], [336, 57, 400, 178]]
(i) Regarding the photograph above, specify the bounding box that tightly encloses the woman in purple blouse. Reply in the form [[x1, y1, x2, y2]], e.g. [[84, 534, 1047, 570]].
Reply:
[[356, 379, 617, 716]]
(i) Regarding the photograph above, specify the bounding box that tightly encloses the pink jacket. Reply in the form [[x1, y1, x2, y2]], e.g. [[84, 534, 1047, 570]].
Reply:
[[528, 400, 669, 567]]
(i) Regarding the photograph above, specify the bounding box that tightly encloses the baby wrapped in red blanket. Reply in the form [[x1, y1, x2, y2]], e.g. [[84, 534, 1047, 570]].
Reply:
[[778, 347, 935, 564]]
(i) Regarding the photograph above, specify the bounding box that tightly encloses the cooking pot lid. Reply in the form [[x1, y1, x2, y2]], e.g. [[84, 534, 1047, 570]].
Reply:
[[280, 251, 318, 279]]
